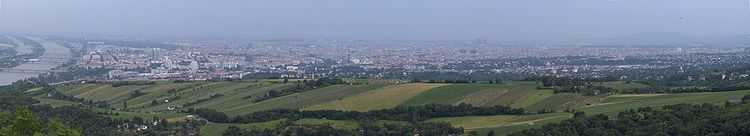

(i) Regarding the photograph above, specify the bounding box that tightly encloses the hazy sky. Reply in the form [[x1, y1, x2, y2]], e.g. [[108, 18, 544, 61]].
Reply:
[[0, 0, 749, 41]]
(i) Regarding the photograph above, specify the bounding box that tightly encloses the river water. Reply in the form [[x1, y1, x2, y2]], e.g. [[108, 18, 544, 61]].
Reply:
[[0, 37, 72, 85]]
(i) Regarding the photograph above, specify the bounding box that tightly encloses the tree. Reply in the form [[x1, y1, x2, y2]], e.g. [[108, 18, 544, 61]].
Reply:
[[411, 78, 422, 83], [123, 100, 128, 110], [13, 106, 43, 136], [0, 111, 12, 135], [223, 126, 249, 136], [0, 111, 11, 125], [132, 117, 144, 125], [486, 130, 495, 136], [160, 119, 169, 128], [742, 94, 750, 103], [47, 119, 82, 136]]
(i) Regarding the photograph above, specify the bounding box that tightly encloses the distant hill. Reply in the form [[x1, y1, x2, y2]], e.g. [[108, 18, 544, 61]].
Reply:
[[572, 32, 750, 46], [611, 32, 698, 44]]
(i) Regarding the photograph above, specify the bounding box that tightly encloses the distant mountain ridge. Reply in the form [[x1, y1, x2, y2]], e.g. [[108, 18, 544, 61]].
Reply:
[[572, 32, 750, 46]]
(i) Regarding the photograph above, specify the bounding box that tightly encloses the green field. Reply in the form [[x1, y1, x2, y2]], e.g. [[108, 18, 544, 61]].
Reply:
[[400, 84, 505, 106], [55, 81, 282, 111], [525, 93, 591, 112], [224, 84, 384, 115], [458, 84, 537, 107], [510, 90, 554, 108], [53, 81, 394, 116], [580, 90, 750, 115], [428, 112, 571, 135], [33, 96, 188, 122], [305, 83, 447, 111], [34, 97, 78, 107], [469, 113, 572, 136], [186, 83, 288, 113], [52, 81, 571, 114], [36, 80, 750, 136]]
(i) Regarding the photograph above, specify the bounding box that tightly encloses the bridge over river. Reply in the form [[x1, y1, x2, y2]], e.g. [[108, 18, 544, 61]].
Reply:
[[0, 68, 67, 74], [0, 36, 72, 85]]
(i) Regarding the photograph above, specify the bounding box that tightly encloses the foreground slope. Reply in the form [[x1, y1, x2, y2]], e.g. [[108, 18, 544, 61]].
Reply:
[[40, 80, 750, 136]]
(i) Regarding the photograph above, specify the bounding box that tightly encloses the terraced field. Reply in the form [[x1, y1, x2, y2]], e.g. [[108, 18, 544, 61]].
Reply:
[[54, 81, 583, 114], [428, 115, 517, 130], [54, 81, 393, 115], [34, 97, 77, 108], [37, 80, 750, 136], [225, 84, 384, 115], [457, 85, 537, 107], [400, 84, 505, 106], [33, 96, 188, 122], [304, 82, 594, 112], [123, 82, 214, 108], [428, 112, 572, 136], [525, 93, 594, 112], [55, 81, 278, 112], [305, 83, 447, 111], [59, 83, 155, 108], [188, 83, 288, 112], [580, 90, 750, 115], [469, 113, 572, 136], [510, 90, 554, 108]]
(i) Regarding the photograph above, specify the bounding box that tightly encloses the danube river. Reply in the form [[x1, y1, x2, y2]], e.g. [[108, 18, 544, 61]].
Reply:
[[0, 37, 72, 85]]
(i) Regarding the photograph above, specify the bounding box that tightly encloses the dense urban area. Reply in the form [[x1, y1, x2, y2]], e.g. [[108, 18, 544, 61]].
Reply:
[[51, 37, 749, 81]]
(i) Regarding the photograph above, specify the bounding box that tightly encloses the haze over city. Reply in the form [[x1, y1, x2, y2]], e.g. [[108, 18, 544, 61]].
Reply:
[[2, 1, 750, 136], [0, 0, 749, 41]]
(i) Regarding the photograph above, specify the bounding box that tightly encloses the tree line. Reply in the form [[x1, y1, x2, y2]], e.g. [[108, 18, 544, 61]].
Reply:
[[185, 103, 525, 124], [223, 120, 463, 136], [626, 82, 750, 94], [523, 76, 619, 87], [552, 85, 617, 96], [27, 67, 111, 84]]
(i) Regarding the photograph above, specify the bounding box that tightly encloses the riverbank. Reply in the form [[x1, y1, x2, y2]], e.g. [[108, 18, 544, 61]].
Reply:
[[0, 37, 72, 85]]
